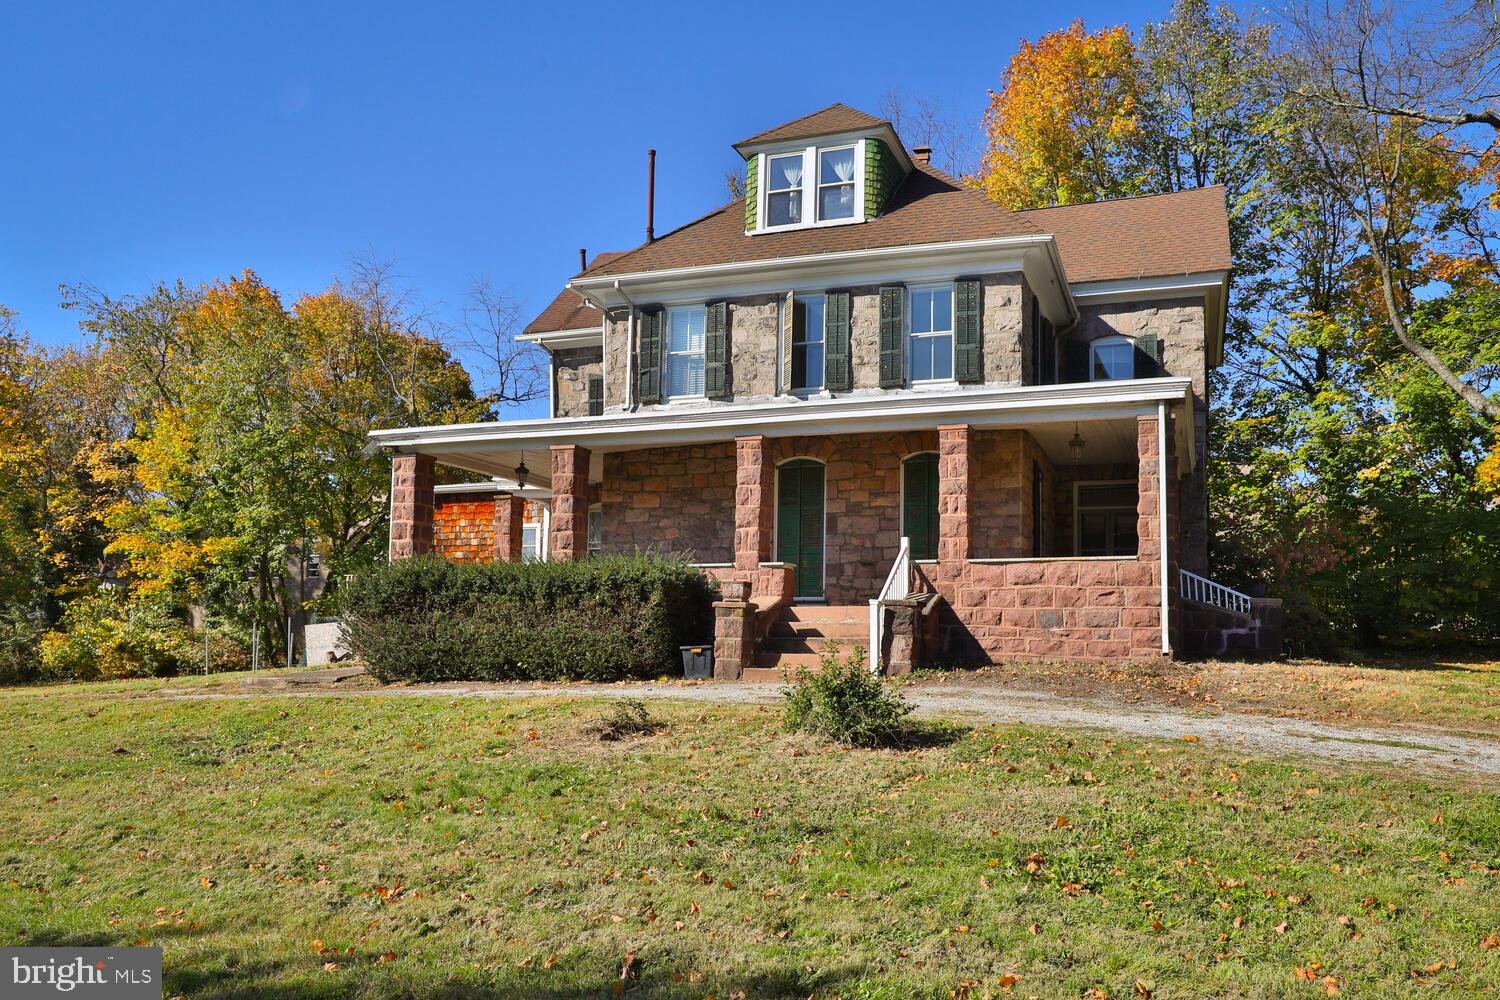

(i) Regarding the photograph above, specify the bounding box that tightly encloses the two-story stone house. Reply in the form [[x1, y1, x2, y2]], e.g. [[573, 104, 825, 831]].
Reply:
[[370, 104, 1280, 677]]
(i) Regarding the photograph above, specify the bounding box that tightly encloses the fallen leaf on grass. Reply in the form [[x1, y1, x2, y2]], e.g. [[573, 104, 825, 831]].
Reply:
[[1181, 735, 1198, 742], [1274, 921, 1289, 934], [378, 952, 396, 963], [1481, 933, 1499, 949], [997, 973, 1019, 992], [199, 877, 215, 889]]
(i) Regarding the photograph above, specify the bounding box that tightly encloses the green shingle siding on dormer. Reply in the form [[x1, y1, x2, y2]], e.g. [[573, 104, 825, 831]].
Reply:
[[744, 154, 759, 231], [864, 139, 900, 220]]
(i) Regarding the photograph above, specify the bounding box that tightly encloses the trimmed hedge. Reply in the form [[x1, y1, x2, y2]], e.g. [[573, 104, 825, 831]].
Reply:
[[341, 553, 719, 682]]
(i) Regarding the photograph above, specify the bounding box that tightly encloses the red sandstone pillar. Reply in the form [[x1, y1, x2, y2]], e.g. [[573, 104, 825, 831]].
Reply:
[[548, 445, 590, 561], [389, 452, 435, 559], [937, 424, 973, 563], [734, 435, 773, 571], [493, 493, 524, 561]]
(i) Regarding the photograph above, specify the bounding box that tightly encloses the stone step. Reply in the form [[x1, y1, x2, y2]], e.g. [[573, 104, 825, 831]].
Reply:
[[782, 604, 867, 624], [767, 620, 868, 640], [752, 650, 828, 669], [741, 666, 802, 683], [760, 636, 860, 656]]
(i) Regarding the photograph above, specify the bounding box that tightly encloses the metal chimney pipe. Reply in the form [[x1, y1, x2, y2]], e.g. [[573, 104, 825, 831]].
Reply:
[[646, 148, 656, 243], [578, 248, 587, 272]]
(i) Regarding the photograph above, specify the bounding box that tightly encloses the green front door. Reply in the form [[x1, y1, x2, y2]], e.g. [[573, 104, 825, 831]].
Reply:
[[776, 460, 825, 599], [903, 453, 939, 560]]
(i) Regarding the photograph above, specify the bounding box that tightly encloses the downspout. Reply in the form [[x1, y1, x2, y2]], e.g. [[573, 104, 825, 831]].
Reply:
[[546, 348, 556, 419], [1157, 400, 1170, 655]]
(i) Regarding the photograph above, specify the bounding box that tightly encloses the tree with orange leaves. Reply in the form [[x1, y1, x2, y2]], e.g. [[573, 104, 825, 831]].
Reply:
[[976, 20, 1151, 209]]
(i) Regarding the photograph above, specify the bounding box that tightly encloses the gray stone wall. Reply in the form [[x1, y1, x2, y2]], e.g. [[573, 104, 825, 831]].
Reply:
[[553, 346, 602, 418], [982, 273, 1026, 385], [728, 295, 780, 397], [603, 308, 630, 412]]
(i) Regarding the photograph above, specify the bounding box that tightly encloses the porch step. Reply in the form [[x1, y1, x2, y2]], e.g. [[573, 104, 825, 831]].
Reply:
[[767, 619, 867, 641], [783, 604, 867, 624]]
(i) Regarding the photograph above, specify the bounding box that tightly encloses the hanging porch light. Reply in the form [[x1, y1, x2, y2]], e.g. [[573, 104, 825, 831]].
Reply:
[[1068, 424, 1086, 464]]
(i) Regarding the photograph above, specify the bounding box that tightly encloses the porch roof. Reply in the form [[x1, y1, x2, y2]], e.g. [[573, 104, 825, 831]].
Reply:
[[369, 377, 1195, 483]]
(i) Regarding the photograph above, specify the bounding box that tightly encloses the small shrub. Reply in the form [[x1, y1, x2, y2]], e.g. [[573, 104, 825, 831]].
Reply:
[[0, 607, 44, 685], [583, 698, 661, 741], [35, 592, 250, 682], [341, 553, 718, 682], [782, 645, 913, 748]]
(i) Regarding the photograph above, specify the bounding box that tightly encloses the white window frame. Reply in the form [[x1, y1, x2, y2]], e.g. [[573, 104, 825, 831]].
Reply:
[[790, 292, 827, 393], [664, 304, 707, 402], [521, 505, 550, 562], [1073, 480, 1139, 556], [905, 281, 956, 386], [755, 140, 867, 234], [815, 144, 859, 223], [1089, 335, 1135, 382]]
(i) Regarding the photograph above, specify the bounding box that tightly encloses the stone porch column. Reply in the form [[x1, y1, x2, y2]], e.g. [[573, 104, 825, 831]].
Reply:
[[937, 424, 973, 563], [734, 435, 774, 571], [493, 493, 524, 561], [548, 445, 590, 561], [389, 452, 435, 559], [1137, 411, 1180, 654]]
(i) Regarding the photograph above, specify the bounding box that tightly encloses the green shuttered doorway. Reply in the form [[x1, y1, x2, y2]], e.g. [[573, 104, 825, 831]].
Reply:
[[776, 459, 825, 599]]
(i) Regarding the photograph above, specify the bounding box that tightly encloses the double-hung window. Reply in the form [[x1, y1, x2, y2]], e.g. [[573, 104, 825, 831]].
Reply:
[[817, 146, 856, 221], [791, 294, 826, 392], [1089, 336, 1134, 381], [665, 305, 706, 399], [907, 283, 954, 383], [766, 153, 805, 227]]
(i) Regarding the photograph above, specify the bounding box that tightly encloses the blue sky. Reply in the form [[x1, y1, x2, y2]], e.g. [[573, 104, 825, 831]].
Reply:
[[0, 0, 1170, 418]]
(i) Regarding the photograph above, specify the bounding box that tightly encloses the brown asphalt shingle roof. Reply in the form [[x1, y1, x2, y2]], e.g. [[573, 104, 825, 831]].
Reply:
[[1020, 186, 1231, 282], [735, 102, 889, 149], [578, 179, 1230, 288], [523, 251, 626, 336], [581, 163, 1043, 279]]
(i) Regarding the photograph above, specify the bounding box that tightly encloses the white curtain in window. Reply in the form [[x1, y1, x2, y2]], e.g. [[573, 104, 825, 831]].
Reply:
[[770, 156, 803, 190], [825, 149, 855, 183]]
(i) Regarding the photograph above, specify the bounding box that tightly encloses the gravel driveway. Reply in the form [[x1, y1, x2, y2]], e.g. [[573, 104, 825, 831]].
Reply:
[[159, 673, 1500, 778]]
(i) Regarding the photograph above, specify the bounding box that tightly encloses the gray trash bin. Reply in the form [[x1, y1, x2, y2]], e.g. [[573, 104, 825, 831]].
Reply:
[[680, 645, 713, 679]]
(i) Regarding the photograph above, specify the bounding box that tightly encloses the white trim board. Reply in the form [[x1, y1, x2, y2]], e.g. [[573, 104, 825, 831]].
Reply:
[[373, 378, 1197, 483]]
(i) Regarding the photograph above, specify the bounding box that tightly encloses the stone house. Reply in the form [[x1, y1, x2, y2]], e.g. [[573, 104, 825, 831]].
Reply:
[[370, 103, 1280, 677]]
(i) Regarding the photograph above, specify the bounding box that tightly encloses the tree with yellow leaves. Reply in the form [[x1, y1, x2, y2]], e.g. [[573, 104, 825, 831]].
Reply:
[[977, 20, 1150, 209]]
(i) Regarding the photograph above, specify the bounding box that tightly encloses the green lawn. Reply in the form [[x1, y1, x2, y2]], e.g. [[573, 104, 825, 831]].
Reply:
[[2, 688, 1498, 998]]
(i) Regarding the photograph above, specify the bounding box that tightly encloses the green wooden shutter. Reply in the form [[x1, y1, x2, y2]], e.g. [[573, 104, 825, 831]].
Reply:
[[705, 301, 730, 400], [637, 307, 663, 404], [776, 464, 800, 565], [903, 454, 938, 560], [824, 291, 851, 392], [779, 291, 795, 395], [586, 373, 603, 416], [1063, 338, 1090, 383], [1134, 332, 1160, 378], [954, 278, 983, 384], [797, 463, 824, 598], [744, 155, 759, 231], [878, 286, 905, 388]]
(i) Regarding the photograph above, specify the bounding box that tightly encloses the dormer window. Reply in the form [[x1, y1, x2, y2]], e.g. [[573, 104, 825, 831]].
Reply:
[[756, 142, 865, 232], [766, 153, 805, 227], [818, 146, 856, 221]]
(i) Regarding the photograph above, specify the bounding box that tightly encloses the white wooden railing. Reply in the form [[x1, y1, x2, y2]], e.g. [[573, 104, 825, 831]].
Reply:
[[869, 536, 913, 673], [1179, 569, 1252, 615]]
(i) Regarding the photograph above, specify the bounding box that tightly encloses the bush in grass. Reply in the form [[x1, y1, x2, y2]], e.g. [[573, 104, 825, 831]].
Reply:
[[341, 553, 718, 682], [0, 607, 45, 685], [34, 592, 249, 682], [782, 645, 913, 748]]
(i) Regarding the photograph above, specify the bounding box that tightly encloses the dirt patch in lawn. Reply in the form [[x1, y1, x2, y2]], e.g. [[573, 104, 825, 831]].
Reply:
[[912, 653, 1500, 740]]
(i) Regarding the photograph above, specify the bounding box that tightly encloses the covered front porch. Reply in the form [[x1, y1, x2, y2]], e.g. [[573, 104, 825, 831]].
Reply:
[[373, 379, 1197, 673]]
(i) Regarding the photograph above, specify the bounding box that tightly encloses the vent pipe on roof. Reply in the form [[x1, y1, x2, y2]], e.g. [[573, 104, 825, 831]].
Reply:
[[578, 248, 587, 272], [646, 148, 657, 242], [913, 145, 932, 165]]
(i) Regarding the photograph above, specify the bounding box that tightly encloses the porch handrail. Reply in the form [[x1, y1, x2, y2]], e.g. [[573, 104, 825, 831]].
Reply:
[[1179, 568, 1252, 616], [869, 536, 913, 674]]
